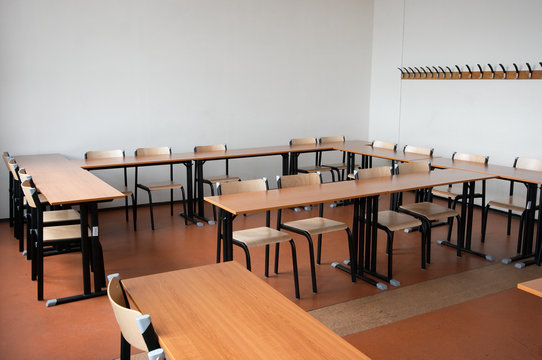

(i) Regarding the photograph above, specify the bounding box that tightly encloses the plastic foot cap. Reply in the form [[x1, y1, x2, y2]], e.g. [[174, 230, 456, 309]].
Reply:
[[343, 259, 350, 265], [331, 262, 339, 268], [376, 282, 388, 290], [437, 240, 444, 244], [501, 258, 512, 264], [46, 299, 57, 307], [196, 222, 204, 227], [304, 206, 311, 211], [208, 220, 215, 225], [515, 262, 526, 269], [485, 255, 495, 261], [294, 208, 301, 212], [390, 279, 401, 287]]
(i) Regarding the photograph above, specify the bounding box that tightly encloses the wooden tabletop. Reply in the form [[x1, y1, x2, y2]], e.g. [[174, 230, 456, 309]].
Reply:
[[518, 278, 542, 297], [75, 140, 372, 169], [333, 142, 433, 162], [206, 169, 495, 215], [122, 261, 370, 360], [431, 158, 542, 185], [15, 154, 124, 205]]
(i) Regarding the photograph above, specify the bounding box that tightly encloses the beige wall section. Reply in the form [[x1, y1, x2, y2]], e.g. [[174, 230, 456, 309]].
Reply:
[[369, 0, 542, 205], [0, 0, 373, 217]]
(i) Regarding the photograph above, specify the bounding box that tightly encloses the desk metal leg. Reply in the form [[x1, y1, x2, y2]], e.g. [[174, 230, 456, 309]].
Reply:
[[46, 202, 107, 307], [281, 153, 289, 175], [221, 211, 234, 262], [438, 181, 495, 261], [333, 197, 387, 290], [178, 161, 201, 226], [194, 160, 213, 225], [510, 184, 539, 268]]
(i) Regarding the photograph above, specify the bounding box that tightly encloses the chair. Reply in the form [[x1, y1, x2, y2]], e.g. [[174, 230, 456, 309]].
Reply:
[[194, 144, 240, 223], [134, 146, 187, 230], [3, 152, 14, 228], [20, 176, 84, 301], [18, 168, 80, 261], [432, 152, 488, 242], [107, 274, 165, 360], [85, 150, 135, 230], [276, 173, 355, 292], [353, 166, 425, 285], [481, 157, 542, 251], [289, 137, 336, 182], [396, 161, 462, 266], [319, 136, 358, 181], [216, 178, 300, 298], [403, 145, 434, 157]]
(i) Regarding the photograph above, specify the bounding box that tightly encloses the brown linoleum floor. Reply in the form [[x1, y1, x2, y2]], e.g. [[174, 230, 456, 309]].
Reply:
[[1, 196, 541, 359]]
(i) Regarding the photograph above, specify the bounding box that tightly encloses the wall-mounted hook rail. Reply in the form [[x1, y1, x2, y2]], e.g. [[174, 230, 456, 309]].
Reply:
[[399, 62, 542, 80]]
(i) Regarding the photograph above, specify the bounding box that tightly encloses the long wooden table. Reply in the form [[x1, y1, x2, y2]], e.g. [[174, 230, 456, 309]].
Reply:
[[122, 261, 370, 359], [206, 169, 496, 288], [518, 278, 542, 297], [431, 157, 542, 267], [15, 154, 125, 305]]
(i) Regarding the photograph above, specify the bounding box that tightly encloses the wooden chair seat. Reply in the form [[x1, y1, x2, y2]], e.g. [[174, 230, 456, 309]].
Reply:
[[205, 175, 240, 184], [297, 165, 332, 173], [43, 209, 80, 224], [120, 186, 133, 196], [400, 202, 458, 221], [378, 210, 422, 232], [142, 181, 183, 191], [43, 224, 89, 242], [233, 227, 291, 248], [24, 193, 48, 206], [283, 217, 348, 235], [431, 186, 461, 198], [487, 196, 527, 213]]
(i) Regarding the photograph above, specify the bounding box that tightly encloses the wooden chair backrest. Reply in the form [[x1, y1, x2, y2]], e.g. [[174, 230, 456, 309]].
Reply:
[[18, 168, 31, 182], [319, 136, 345, 144], [20, 179, 38, 208], [355, 166, 391, 179], [452, 152, 488, 164], [85, 149, 124, 160], [135, 147, 171, 157], [194, 144, 227, 153], [278, 173, 321, 188], [2, 152, 11, 169], [219, 179, 266, 195], [107, 275, 149, 352], [7, 159, 19, 179], [397, 161, 430, 174], [290, 137, 317, 146], [403, 145, 433, 156], [515, 157, 542, 172], [372, 140, 397, 151]]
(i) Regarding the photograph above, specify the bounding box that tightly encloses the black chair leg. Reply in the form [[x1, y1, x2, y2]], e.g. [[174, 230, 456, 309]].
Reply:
[[481, 204, 490, 243], [289, 240, 300, 299], [124, 196, 129, 222], [147, 191, 155, 230], [238, 242, 251, 271], [120, 334, 131, 360], [386, 231, 394, 281], [316, 234, 323, 265], [130, 194, 136, 232], [507, 210, 512, 236], [181, 188, 188, 226], [274, 243, 280, 274]]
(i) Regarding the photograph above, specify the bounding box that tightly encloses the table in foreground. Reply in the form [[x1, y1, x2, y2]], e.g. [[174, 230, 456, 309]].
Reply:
[[122, 261, 370, 360], [518, 278, 542, 297]]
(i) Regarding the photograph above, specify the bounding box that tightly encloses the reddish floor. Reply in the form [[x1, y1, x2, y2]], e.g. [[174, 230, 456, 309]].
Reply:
[[0, 197, 538, 359]]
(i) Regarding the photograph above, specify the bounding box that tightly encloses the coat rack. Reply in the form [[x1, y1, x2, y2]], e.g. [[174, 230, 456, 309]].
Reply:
[[398, 62, 542, 80]]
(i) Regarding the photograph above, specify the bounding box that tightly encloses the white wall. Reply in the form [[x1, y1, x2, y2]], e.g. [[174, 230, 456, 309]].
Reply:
[[0, 0, 374, 217], [370, 0, 542, 203]]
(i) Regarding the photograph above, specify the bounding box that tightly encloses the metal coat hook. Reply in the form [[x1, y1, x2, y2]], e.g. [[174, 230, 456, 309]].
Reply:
[[408, 67, 416, 78], [455, 65, 462, 79], [438, 66, 446, 79], [404, 67, 412, 78], [513, 63, 519, 79], [419, 67, 427, 78], [466, 65, 472, 79], [488, 63, 495, 79], [499, 64, 507, 79], [477, 64, 483, 79], [526, 63, 533, 79], [433, 66, 440, 78], [398, 67, 405, 78], [445, 66, 453, 78], [426, 66, 433, 78], [414, 67, 423, 78]]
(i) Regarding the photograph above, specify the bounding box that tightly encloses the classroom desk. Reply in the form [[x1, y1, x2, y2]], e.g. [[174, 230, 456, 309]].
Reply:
[[15, 154, 124, 305], [122, 261, 370, 360], [206, 169, 495, 288], [518, 278, 542, 298], [431, 158, 542, 267]]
